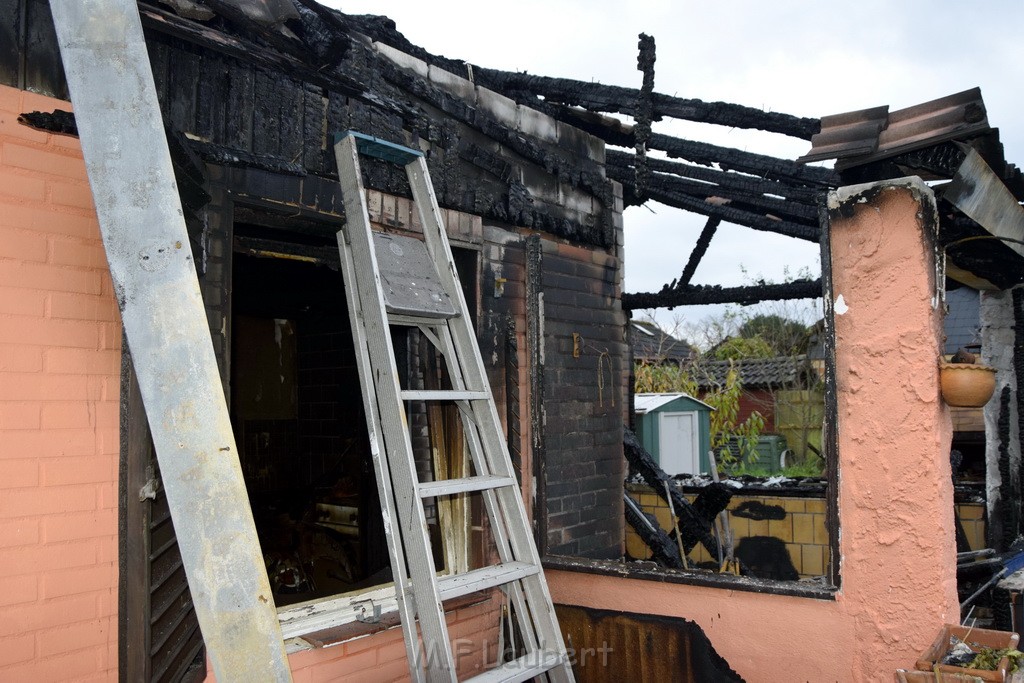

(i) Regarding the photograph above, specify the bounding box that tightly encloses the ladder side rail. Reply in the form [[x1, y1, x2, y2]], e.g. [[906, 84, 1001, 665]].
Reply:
[[406, 159, 573, 674], [334, 137, 457, 682], [336, 228, 423, 682]]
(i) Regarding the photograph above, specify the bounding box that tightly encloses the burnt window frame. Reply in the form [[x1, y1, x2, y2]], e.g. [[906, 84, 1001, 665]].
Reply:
[[537, 207, 841, 601], [218, 179, 490, 644]]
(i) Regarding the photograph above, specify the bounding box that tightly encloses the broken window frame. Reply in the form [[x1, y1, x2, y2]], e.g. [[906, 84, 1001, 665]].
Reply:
[[538, 205, 841, 600], [224, 195, 491, 643]]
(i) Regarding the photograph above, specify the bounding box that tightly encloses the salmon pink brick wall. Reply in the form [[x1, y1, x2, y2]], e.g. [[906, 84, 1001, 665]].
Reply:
[[0, 84, 120, 681]]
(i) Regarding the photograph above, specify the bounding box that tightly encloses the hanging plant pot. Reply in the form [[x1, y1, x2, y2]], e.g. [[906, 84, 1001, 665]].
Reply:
[[939, 361, 997, 407]]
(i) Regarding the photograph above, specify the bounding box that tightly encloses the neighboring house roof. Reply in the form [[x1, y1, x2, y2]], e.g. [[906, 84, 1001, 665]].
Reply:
[[634, 392, 713, 414], [631, 321, 694, 363], [694, 356, 813, 389], [944, 286, 982, 355]]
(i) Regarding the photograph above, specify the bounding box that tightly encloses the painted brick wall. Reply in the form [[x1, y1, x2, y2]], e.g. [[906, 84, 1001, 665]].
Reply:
[[541, 241, 628, 560], [0, 84, 120, 681]]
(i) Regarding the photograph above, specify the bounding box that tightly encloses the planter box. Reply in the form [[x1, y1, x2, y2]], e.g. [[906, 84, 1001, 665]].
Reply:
[[916, 624, 1019, 682], [896, 669, 989, 682]]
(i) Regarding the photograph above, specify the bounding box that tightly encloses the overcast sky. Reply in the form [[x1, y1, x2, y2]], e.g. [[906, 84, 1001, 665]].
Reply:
[[323, 1, 1024, 331]]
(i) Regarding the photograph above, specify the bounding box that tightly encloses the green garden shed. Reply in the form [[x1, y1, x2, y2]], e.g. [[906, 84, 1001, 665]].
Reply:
[[634, 393, 713, 476]]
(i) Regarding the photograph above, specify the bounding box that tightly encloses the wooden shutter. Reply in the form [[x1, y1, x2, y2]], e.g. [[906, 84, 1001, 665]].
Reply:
[[120, 353, 206, 683]]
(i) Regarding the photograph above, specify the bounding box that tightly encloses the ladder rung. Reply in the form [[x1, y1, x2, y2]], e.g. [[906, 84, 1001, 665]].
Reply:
[[400, 390, 489, 401], [418, 475, 516, 498], [437, 561, 539, 602], [388, 312, 458, 327], [465, 650, 567, 683]]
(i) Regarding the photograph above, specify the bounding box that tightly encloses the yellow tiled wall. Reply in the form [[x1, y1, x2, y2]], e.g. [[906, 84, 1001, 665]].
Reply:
[[957, 502, 986, 551], [626, 485, 988, 577], [625, 484, 830, 578]]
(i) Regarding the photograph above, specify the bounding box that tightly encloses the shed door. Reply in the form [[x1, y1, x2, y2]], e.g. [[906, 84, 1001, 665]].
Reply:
[[658, 412, 700, 475]]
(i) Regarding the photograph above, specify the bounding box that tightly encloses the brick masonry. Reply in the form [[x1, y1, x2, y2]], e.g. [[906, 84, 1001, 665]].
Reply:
[[0, 85, 120, 682]]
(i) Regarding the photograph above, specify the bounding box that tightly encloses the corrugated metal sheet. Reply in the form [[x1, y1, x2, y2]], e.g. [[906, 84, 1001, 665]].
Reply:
[[554, 604, 744, 682], [798, 88, 989, 169]]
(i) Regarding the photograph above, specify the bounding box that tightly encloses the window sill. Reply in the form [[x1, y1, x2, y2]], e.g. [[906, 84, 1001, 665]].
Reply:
[[542, 556, 839, 601], [280, 585, 492, 653]]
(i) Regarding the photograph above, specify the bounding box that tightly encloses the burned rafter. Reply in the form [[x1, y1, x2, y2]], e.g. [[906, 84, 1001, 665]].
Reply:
[[623, 279, 822, 310], [610, 164, 819, 225], [675, 217, 720, 288], [623, 429, 728, 560], [624, 493, 686, 569], [472, 69, 821, 141], [633, 33, 656, 199], [622, 182, 818, 242], [549, 105, 837, 188], [607, 149, 819, 204]]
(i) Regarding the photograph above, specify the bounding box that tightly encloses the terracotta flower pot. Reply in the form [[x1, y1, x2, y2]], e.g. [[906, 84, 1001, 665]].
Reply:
[[939, 362, 997, 408]]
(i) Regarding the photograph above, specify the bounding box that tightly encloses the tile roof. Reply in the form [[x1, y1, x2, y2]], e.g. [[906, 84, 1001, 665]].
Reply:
[[798, 88, 989, 169], [631, 321, 694, 363], [693, 355, 813, 389]]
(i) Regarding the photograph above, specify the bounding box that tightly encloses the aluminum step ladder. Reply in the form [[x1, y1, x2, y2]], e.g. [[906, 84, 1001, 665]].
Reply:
[[333, 132, 574, 683]]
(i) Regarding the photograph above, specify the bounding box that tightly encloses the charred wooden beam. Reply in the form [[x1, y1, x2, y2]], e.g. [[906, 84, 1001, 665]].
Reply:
[[676, 218, 720, 288], [607, 149, 819, 203], [623, 493, 685, 569], [610, 164, 820, 225], [632, 183, 819, 241], [473, 68, 821, 140], [189, 139, 306, 176], [624, 429, 724, 558], [552, 105, 836, 187], [634, 33, 656, 199], [232, 235, 338, 266], [623, 279, 822, 310], [650, 131, 838, 186]]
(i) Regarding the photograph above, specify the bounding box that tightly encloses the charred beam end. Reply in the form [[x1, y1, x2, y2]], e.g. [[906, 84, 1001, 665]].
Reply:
[[623, 279, 822, 310], [18, 109, 78, 136], [473, 68, 821, 140], [623, 493, 685, 568], [634, 33, 656, 200]]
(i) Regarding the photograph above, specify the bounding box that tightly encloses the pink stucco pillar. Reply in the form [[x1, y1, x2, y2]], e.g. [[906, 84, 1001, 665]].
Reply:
[[828, 177, 958, 675]]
